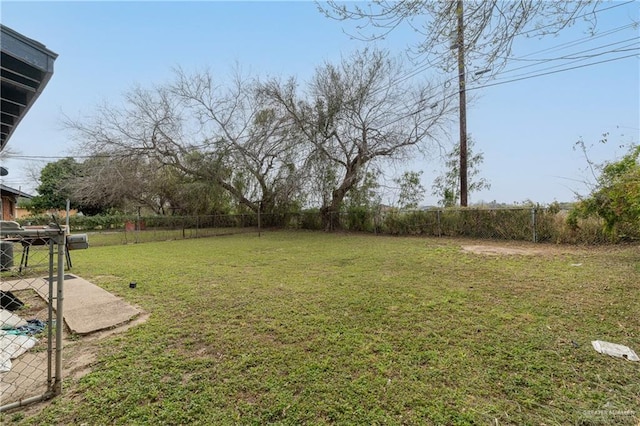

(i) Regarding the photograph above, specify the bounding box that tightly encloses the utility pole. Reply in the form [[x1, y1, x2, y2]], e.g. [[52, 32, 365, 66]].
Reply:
[[456, 0, 468, 207]]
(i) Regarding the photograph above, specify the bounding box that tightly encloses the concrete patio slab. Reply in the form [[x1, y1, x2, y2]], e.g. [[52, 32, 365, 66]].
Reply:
[[1, 274, 140, 335]]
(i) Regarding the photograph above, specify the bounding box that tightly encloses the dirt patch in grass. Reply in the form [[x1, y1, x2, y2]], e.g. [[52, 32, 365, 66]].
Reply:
[[461, 244, 545, 255], [457, 237, 596, 256], [9, 289, 49, 320]]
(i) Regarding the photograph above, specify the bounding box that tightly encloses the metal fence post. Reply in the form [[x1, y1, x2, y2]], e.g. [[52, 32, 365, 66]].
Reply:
[[258, 208, 262, 237], [47, 239, 55, 389], [531, 207, 537, 243], [135, 207, 141, 244], [54, 232, 65, 396]]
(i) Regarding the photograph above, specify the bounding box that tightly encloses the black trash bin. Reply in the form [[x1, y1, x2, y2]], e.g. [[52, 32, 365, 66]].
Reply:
[[0, 241, 14, 271]]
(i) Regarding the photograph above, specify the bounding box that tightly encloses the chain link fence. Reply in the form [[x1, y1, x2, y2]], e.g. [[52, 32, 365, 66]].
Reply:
[[363, 208, 550, 241], [1, 227, 65, 412], [18, 207, 636, 246], [24, 214, 261, 247], [289, 207, 634, 244]]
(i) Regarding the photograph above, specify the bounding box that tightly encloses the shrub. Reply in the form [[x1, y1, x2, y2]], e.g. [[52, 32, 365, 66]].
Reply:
[[345, 207, 373, 232], [299, 209, 323, 230], [17, 207, 637, 244]]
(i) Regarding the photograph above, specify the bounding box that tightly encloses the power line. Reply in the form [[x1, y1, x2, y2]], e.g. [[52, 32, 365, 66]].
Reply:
[[396, 51, 639, 126], [5, 4, 637, 162], [440, 27, 639, 90], [487, 43, 639, 83], [488, 36, 639, 76], [5, 153, 130, 160], [467, 53, 639, 92], [371, 20, 637, 100], [498, 23, 638, 61], [470, 29, 638, 68], [390, 2, 636, 89], [431, 38, 638, 100], [513, 0, 635, 38], [10, 51, 635, 163]]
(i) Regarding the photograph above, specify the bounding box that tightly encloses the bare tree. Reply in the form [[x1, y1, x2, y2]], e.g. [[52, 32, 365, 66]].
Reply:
[[262, 49, 452, 230], [171, 69, 308, 214], [321, 0, 603, 206], [0, 146, 19, 161], [69, 155, 187, 214], [0, 146, 21, 183], [66, 69, 307, 215]]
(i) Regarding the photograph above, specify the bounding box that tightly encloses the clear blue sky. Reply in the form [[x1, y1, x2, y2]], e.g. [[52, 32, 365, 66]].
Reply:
[[1, 1, 638, 206]]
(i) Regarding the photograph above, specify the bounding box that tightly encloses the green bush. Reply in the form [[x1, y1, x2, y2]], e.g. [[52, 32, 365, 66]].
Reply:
[[345, 207, 373, 232], [18, 214, 127, 230], [381, 211, 406, 235], [299, 209, 323, 230], [18, 207, 637, 244]]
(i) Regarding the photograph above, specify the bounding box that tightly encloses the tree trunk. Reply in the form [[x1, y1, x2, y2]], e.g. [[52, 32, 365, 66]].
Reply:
[[320, 158, 362, 231], [320, 205, 341, 231]]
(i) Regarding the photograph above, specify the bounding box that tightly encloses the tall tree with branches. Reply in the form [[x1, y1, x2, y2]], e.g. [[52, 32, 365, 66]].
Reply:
[[30, 157, 80, 213], [66, 69, 307, 216], [262, 49, 452, 230]]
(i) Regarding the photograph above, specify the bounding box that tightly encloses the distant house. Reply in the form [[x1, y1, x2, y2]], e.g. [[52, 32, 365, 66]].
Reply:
[[1, 184, 32, 220]]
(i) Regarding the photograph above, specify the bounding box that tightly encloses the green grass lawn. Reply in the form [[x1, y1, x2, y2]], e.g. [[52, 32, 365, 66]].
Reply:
[[8, 231, 639, 425]]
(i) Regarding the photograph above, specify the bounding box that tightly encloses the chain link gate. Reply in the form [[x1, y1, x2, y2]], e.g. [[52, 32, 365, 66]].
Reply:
[[1, 225, 65, 411]]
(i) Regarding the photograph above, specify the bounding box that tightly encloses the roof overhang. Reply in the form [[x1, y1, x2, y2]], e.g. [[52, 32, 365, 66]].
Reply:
[[1, 24, 58, 152], [0, 183, 33, 198]]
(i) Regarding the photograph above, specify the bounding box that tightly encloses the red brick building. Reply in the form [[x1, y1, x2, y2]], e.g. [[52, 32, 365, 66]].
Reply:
[[1, 184, 32, 220]]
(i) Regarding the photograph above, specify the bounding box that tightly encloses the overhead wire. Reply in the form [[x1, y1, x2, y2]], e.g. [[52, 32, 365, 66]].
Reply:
[[511, 0, 635, 38], [492, 23, 638, 61], [467, 53, 639, 92], [373, 1, 637, 93], [6, 40, 636, 164], [483, 39, 639, 82], [377, 49, 638, 130], [406, 0, 634, 74], [444, 26, 639, 86], [361, 14, 637, 107], [3, 1, 637, 162]]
